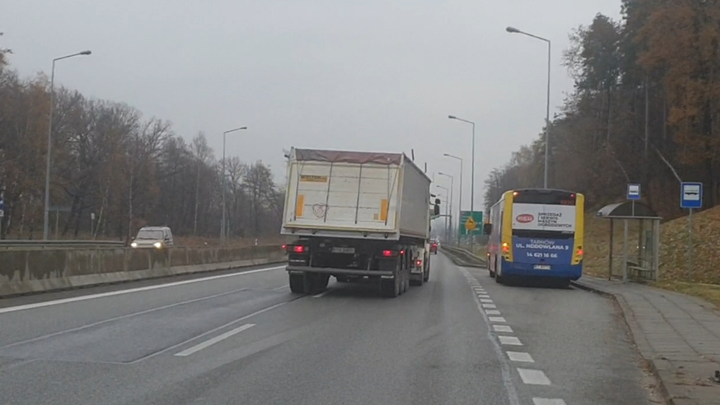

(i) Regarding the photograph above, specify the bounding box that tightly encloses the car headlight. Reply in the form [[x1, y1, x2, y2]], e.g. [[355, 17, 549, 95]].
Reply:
[[131, 242, 137, 248], [154, 242, 162, 249]]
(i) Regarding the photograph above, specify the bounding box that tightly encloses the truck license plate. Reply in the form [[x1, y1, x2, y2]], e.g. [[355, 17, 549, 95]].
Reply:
[[534, 265, 551, 270], [332, 247, 355, 254]]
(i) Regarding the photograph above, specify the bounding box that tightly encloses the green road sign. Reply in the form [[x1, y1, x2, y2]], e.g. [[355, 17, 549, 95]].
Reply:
[[459, 211, 483, 236]]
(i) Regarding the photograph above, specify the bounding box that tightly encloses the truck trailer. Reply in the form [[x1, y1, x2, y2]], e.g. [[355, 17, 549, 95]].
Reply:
[[280, 147, 440, 298]]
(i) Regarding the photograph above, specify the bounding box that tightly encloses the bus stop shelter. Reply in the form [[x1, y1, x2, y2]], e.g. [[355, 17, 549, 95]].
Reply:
[[595, 201, 662, 283]]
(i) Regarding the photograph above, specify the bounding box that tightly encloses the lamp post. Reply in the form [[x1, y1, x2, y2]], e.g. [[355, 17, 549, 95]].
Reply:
[[438, 172, 454, 245], [43, 50, 92, 240], [443, 153, 463, 244], [448, 115, 475, 250], [436, 185, 450, 243], [221, 126, 248, 243], [506, 25, 551, 189]]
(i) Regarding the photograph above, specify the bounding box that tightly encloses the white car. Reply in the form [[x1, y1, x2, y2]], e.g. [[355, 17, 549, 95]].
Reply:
[[130, 226, 174, 249]]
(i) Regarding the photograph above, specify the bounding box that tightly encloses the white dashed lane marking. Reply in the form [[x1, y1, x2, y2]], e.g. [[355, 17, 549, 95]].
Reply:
[[493, 324, 513, 333], [533, 399, 566, 405], [506, 351, 535, 363], [517, 368, 552, 385], [175, 323, 255, 357], [498, 336, 523, 346], [460, 268, 567, 404]]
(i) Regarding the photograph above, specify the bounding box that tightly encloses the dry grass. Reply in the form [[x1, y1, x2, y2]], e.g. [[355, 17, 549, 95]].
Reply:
[[583, 205, 720, 307], [651, 280, 720, 309]]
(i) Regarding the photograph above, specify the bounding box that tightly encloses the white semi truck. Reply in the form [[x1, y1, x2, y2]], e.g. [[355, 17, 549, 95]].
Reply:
[[280, 147, 440, 298]]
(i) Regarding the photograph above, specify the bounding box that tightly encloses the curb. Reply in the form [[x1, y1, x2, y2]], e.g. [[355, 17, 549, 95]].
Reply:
[[571, 280, 674, 405]]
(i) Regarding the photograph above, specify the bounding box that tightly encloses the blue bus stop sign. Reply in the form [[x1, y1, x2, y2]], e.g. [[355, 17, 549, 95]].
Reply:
[[627, 184, 641, 201], [680, 182, 703, 209]]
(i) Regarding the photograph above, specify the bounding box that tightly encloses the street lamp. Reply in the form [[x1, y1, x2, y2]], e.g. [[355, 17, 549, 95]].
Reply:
[[506, 25, 551, 189], [443, 153, 463, 244], [43, 50, 92, 240], [436, 185, 450, 242], [448, 115, 475, 251], [433, 191, 446, 241], [221, 126, 248, 243], [438, 172, 454, 244]]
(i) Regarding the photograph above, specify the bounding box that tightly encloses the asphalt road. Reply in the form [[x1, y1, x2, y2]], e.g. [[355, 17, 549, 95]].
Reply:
[[0, 254, 657, 405]]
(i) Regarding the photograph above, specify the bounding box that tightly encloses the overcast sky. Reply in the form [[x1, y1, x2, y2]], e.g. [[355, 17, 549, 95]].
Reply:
[[2, 0, 621, 222]]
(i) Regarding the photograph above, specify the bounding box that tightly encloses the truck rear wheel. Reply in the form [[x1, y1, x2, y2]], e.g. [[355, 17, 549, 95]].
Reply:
[[410, 275, 423, 287], [289, 274, 305, 294], [423, 254, 430, 282], [380, 277, 399, 298], [306, 272, 329, 294]]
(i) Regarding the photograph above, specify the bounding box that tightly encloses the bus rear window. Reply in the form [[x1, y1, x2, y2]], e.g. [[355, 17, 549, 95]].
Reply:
[[513, 190, 576, 205]]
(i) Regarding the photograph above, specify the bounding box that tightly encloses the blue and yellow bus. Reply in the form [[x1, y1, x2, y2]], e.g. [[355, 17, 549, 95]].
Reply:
[[483, 188, 584, 286]]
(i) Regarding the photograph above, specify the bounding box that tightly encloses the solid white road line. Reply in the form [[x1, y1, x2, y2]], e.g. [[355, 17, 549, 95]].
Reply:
[[0, 265, 286, 315], [489, 316, 507, 323], [0, 287, 250, 350], [533, 399, 566, 405], [482, 304, 497, 309], [498, 336, 523, 346], [517, 369, 552, 385], [506, 351, 534, 363], [485, 309, 501, 315], [493, 325, 513, 333], [175, 323, 256, 357]]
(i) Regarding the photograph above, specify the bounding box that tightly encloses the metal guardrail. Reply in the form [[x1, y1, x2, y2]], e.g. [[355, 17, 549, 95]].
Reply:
[[0, 240, 126, 249], [440, 245, 487, 268]]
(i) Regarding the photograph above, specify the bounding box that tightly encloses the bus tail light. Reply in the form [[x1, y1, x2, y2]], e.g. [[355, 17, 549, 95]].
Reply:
[[577, 246, 583, 256], [502, 242, 509, 253]]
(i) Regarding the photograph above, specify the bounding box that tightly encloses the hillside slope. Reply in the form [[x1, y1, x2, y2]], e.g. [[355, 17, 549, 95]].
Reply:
[[584, 206, 720, 284]]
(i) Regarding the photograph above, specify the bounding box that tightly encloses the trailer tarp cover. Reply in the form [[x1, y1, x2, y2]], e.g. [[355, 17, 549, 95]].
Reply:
[[294, 148, 403, 165]]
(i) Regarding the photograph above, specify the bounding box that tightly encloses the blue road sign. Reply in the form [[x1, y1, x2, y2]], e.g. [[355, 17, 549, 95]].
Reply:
[[680, 182, 703, 209], [627, 184, 641, 200]]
